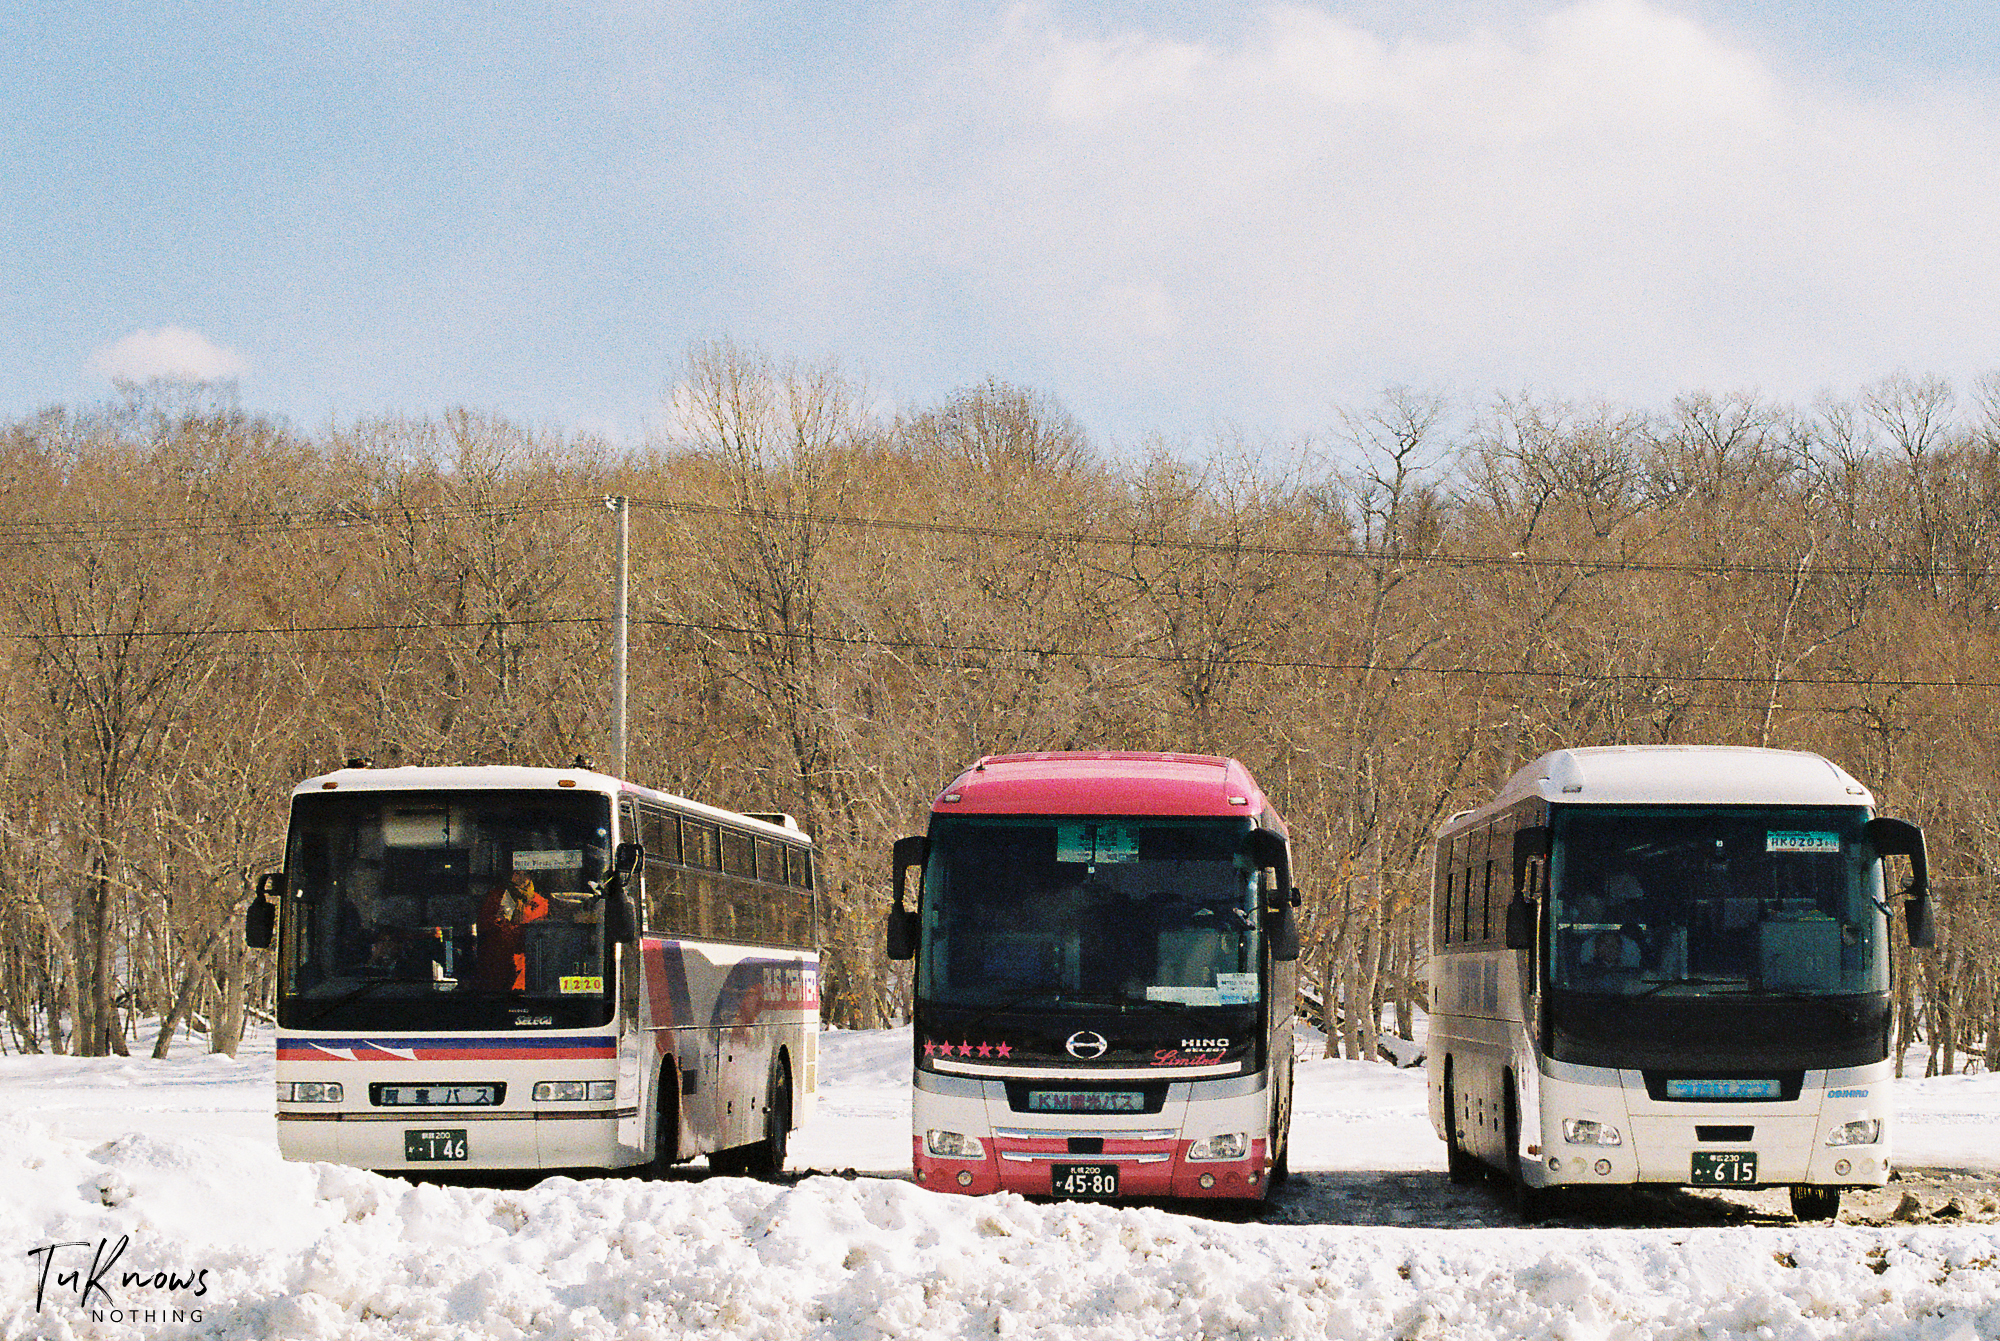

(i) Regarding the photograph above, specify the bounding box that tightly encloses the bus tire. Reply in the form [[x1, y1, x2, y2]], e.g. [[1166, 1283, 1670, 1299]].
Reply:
[[641, 1066, 680, 1179], [1442, 1063, 1476, 1185], [1790, 1185, 1841, 1221], [712, 1057, 791, 1180], [745, 1057, 792, 1180], [1264, 1084, 1291, 1193], [1504, 1084, 1551, 1222]]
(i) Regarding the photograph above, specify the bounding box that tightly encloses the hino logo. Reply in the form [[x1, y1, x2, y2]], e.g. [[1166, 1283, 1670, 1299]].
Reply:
[[1180, 1038, 1230, 1050], [1065, 1030, 1109, 1059]]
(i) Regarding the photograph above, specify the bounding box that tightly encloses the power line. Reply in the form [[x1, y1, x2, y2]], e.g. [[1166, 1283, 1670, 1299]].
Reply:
[[2, 491, 1998, 583], [8, 610, 1996, 698]]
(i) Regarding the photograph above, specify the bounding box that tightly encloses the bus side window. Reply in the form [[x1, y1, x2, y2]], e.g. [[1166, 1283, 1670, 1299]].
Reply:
[[1443, 866, 1456, 947], [1483, 844, 1498, 943], [684, 821, 718, 871]]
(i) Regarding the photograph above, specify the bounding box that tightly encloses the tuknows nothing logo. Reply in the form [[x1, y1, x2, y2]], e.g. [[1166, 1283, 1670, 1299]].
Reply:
[[26, 1234, 210, 1325]]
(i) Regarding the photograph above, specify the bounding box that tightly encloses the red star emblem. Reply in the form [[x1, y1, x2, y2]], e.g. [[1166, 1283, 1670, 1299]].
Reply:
[[976, 1042, 993, 1057], [957, 1041, 973, 1056], [923, 1039, 937, 1057], [995, 1042, 1012, 1058]]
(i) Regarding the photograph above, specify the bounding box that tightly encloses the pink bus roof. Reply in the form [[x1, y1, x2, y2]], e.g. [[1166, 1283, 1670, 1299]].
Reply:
[[931, 751, 1279, 826]]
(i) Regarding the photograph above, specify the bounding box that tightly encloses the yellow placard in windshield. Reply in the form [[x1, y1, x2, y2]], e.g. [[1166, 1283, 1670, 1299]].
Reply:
[[559, 975, 604, 994]]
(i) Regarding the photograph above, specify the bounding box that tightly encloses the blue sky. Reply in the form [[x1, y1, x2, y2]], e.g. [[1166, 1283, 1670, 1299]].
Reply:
[[5, 1, 1997, 449]]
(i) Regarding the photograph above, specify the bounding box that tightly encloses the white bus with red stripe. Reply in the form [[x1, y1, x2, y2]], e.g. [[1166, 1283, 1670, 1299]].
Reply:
[[248, 765, 818, 1176], [887, 752, 1301, 1203]]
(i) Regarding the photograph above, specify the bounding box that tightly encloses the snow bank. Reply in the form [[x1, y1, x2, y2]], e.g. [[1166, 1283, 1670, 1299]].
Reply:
[[6, 1026, 2000, 1339], [7, 1113, 2000, 1341]]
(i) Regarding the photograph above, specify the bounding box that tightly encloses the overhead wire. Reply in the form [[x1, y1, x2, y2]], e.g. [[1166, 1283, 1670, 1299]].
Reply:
[[0, 491, 1995, 582]]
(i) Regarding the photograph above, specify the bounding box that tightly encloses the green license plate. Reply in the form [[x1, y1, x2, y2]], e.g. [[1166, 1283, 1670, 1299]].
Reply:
[[1691, 1150, 1757, 1185], [405, 1128, 468, 1161], [1051, 1164, 1119, 1197]]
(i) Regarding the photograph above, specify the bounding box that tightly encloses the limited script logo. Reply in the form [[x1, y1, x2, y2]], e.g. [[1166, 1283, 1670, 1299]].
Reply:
[[25, 1235, 209, 1325]]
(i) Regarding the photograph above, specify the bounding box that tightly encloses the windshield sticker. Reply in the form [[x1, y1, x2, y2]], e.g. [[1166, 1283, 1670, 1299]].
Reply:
[[559, 976, 604, 994], [1056, 822, 1139, 864], [513, 849, 582, 871], [1215, 973, 1259, 1004], [1767, 831, 1840, 854], [1146, 985, 1223, 1006], [382, 811, 452, 847]]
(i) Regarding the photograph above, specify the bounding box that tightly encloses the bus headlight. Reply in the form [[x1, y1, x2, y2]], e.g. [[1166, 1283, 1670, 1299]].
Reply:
[[1826, 1119, 1881, 1147], [1187, 1132, 1249, 1161], [281, 1082, 343, 1103], [532, 1081, 616, 1102], [924, 1130, 985, 1159], [1561, 1118, 1622, 1146]]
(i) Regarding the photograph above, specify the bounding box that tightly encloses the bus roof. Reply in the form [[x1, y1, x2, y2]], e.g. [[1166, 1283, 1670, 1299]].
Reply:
[[291, 765, 809, 843], [931, 751, 1279, 826], [1446, 746, 1874, 832]]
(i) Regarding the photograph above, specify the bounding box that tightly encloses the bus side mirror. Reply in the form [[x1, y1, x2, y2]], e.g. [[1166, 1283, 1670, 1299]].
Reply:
[[605, 888, 637, 943], [614, 841, 643, 881], [245, 872, 282, 949], [1244, 830, 1298, 961], [1865, 817, 1933, 949], [888, 835, 928, 961], [1512, 826, 1549, 890], [1264, 904, 1300, 962], [1504, 895, 1534, 950], [1906, 894, 1936, 949]]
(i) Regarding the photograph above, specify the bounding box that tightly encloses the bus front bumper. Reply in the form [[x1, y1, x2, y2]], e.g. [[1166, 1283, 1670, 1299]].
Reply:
[[278, 1108, 626, 1170], [913, 1134, 1269, 1199]]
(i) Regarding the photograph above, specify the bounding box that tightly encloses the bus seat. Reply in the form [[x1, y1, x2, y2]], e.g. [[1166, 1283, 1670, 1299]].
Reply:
[[980, 932, 1076, 991], [1155, 928, 1234, 986], [523, 922, 598, 994], [1758, 917, 1841, 991]]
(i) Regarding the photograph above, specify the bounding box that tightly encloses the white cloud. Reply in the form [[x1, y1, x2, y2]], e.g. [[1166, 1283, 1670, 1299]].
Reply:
[[724, 0, 2000, 434], [88, 327, 249, 384]]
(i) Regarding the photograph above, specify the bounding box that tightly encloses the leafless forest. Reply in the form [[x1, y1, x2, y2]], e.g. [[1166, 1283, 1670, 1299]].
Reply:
[[4, 342, 1999, 1075]]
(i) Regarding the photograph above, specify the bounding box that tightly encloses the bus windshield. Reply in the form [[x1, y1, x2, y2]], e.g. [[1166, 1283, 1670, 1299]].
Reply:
[[917, 816, 1262, 1010], [280, 789, 615, 1026], [1549, 805, 1888, 998]]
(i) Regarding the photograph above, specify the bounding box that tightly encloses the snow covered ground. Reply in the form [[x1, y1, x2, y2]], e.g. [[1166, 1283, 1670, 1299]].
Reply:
[[5, 1025, 2000, 1339]]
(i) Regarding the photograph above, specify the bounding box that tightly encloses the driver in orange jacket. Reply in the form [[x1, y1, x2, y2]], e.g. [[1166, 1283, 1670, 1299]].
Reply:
[[478, 871, 550, 993]]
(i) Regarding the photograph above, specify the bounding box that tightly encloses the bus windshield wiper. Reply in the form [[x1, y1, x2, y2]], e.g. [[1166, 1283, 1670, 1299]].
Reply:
[[1629, 975, 1751, 998], [945, 989, 1139, 1036]]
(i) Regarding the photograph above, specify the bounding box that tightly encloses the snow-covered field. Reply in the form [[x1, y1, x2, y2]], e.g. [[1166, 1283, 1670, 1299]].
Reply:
[[6, 1026, 2000, 1339]]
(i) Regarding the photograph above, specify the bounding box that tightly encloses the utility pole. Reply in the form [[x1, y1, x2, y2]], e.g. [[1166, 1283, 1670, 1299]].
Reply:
[[606, 495, 629, 779]]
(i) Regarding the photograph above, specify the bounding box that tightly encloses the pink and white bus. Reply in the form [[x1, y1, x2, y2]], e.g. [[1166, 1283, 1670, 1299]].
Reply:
[[246, 765, 818, 1177], [887, 752, 1300, 1202]]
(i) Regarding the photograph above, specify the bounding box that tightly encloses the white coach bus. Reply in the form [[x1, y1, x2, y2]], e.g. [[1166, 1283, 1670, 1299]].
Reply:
[[1427, 746, 1933, 1221], [246, 765, 819, 1177]]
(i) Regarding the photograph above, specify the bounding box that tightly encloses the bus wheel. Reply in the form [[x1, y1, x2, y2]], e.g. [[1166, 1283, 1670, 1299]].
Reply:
[[1790, 1185, 1841, 1221], [1504, 1086, 1550, 1222], [714, 1059, 792, 1180], [744, 1059, 792, 1180], [641, 1069, 680, 1179], [1442, 1065, 1476, 1186]]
